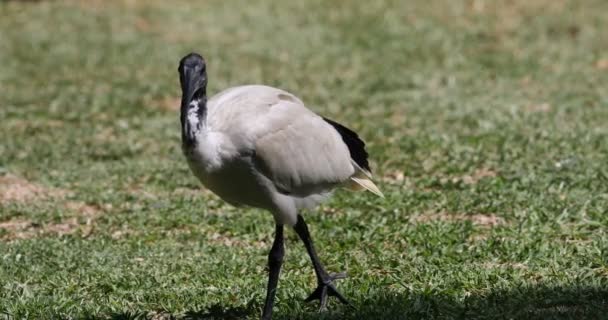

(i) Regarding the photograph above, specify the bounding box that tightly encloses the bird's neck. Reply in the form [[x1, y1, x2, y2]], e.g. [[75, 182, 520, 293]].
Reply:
[[181, 94, 207, 148]]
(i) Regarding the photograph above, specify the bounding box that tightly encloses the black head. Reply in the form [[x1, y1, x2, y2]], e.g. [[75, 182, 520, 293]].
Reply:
[[178, 53, 207, 106], [178, 53, 208, 147], [179, 52, 206, 75]]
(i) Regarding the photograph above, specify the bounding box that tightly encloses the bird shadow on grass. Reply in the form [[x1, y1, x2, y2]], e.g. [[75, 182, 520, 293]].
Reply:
[[273, 284, 608, 320], [98, 285, 608, 320]]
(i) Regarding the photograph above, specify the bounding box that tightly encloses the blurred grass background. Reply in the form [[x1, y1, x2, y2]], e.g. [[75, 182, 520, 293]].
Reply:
[[0, 0, 607, 319]]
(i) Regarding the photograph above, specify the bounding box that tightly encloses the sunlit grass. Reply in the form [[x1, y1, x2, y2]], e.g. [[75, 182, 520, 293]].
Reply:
[[1, 0, 607, 319]]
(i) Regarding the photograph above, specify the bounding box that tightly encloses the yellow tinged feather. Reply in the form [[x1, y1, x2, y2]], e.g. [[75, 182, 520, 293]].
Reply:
[[346, 179, 364, 191], [346, 162, 384, 198], [350, 176, 384, 198]]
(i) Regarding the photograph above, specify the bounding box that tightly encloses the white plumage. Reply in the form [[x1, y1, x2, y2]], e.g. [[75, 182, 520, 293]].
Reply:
[[184, 85, 379, 226], [177, 53, 382, 320]]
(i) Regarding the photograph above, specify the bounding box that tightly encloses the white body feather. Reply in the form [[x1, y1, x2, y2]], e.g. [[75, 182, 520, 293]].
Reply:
[[184, 85, 381, 225]]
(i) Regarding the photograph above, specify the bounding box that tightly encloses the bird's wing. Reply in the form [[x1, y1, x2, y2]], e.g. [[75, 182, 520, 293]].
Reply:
[[208, 85, 381, 197], [251, 98, 356, 196]]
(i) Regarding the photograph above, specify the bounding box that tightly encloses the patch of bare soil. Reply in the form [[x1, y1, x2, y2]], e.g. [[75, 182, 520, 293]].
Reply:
[[412, 211, 506, 227], [150, 96, 181, 112], [208, 231, 268, 249], [482, 261, 528, 270], [526, 103, 552, 113], [0, 174, 67, 203], [0, 219, 36, 240], [595, 59, 608, 70], [0, 205, 99, 241], [460, 168, 498, 185], [382, 170, 405, 184], [0, 174, 102, 240]]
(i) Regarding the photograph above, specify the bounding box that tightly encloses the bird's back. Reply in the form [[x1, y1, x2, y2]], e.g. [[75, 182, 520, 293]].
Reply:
[[206, 85, 309, 139]]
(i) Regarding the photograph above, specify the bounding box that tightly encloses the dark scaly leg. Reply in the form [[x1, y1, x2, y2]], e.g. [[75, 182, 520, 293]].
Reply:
[[261, 224, 285, 320], [293, 215, 351, 311]]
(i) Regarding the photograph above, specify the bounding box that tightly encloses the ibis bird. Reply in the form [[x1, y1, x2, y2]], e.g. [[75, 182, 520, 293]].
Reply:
[[178, 53, 383, 319]]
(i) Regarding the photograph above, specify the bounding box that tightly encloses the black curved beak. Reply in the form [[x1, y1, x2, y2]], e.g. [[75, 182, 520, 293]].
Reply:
[[180, 67, 206, 111]]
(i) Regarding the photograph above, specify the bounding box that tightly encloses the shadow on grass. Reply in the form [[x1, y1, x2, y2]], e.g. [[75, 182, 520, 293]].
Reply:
[[102, 303, 256, 320], [182, 303, 257, 320], [100, 285, 608, 320], [277, 285, 608, 320]]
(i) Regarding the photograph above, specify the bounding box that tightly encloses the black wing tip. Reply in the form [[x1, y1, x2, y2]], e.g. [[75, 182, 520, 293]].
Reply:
[[323, 117, 371, 173]]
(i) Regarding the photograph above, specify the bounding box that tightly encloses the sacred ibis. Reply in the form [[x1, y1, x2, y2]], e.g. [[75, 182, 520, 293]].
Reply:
[[177, 53, 383, 319]]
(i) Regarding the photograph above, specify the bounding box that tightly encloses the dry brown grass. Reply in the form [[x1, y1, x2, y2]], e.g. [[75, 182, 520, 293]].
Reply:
[[439, 168, 498, 186], [412, 211, 506, 227], [150, 96, 181, 112], [0, 174, 68, 203], [0, 174, 101, 240]]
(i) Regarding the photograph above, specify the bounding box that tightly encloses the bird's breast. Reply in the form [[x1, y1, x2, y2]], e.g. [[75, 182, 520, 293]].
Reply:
[[184, 131, 273, 209]]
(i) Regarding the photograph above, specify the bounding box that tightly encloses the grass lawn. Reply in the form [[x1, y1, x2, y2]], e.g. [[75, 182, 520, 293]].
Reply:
[[1, 0, 608, 319]]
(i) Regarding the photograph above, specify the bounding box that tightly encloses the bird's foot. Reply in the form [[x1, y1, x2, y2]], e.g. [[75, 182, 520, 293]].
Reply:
[[304, 272, 352, 311]]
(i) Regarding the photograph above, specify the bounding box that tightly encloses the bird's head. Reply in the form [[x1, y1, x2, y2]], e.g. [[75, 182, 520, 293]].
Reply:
[[178, 53, 207, 109], [178, 53, 208, 146]]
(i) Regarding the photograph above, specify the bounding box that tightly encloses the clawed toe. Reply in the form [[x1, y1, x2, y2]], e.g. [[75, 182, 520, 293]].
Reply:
[[304, 272, 352, 311]]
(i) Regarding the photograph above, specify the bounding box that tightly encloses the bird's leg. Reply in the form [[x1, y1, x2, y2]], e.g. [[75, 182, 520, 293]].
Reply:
[[293, 215, 351, 311], [262, 224, 285, 320]]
